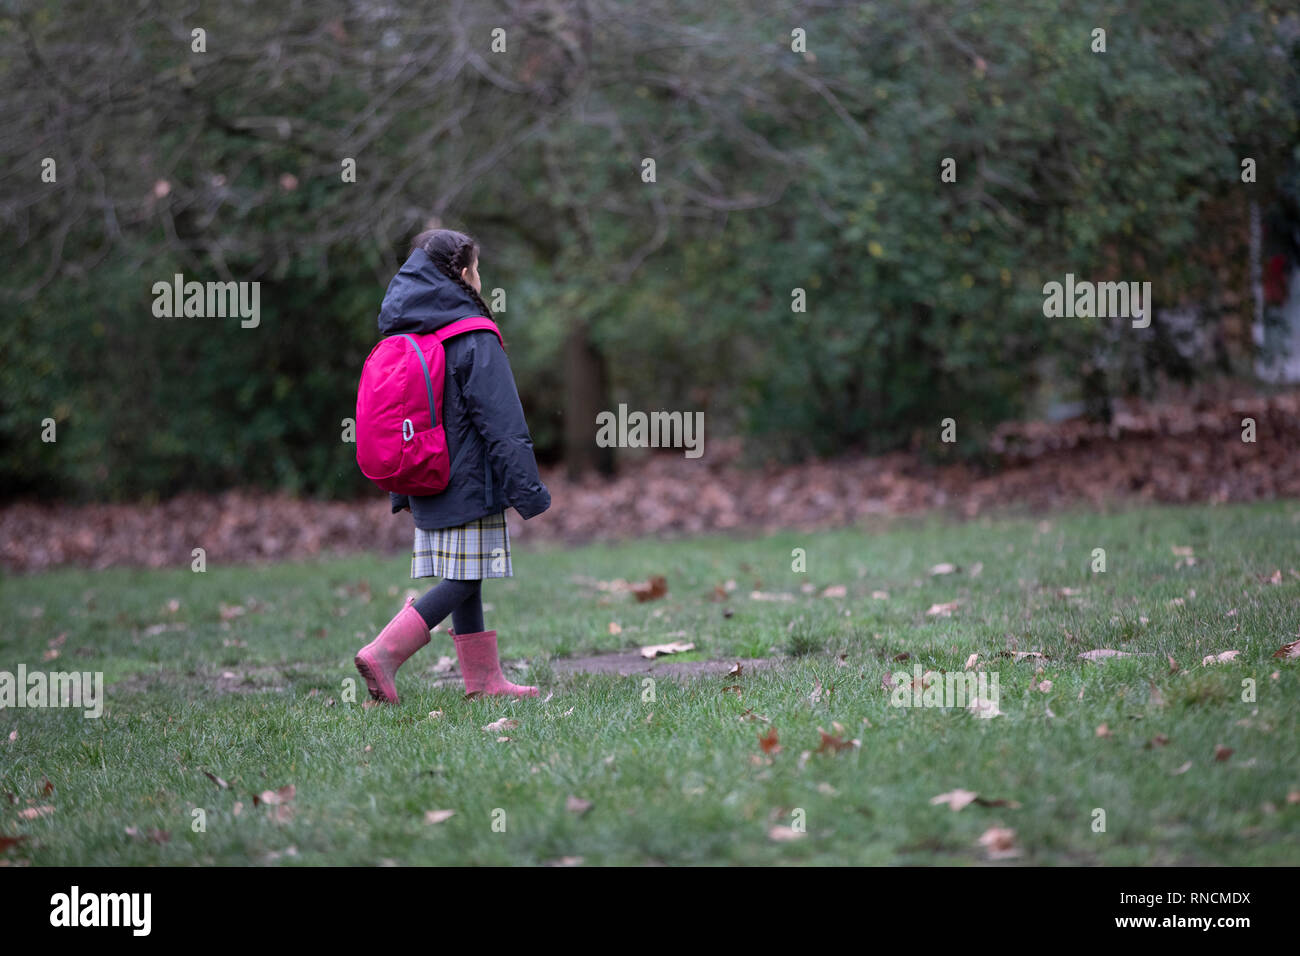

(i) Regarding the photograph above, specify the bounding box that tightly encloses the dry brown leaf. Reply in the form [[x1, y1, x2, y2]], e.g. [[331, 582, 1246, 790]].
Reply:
[[565, 796, 593, 815], [816, 727, 858, 753], [202, 770, 229, 790], [767, 825, 804, 841], [929, 563, 957, 576], [963, 653, 979, 670], [1078, 649, 1133, 661], [821, 584, 848, 598], [124, 827, 170, 844], [1272, 639, 1300, 659], [808, 680, 823, 705], [758, 726, 781, 754], [18, 806, 53, 820], [482, 718, 519, 733], [256, 784, 295, 806], [638, 640, 694, 659], [727, 662, 743, 677], [977, 826, 1021, 859], [1095, 724, 1113, 739], [926, 600, 960, 617], [1201, 650, 1240, 666], [1172, 761, 1193, 776], [631, 576, 668, 602], [1214, 745, 1234, 762], [930, 789, 979, 811], [607, 621, 622, 636], [424, 810, 455, 825]]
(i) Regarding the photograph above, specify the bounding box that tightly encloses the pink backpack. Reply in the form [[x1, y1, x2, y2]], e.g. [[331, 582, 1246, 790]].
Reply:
[[355, 317, 502, 495]]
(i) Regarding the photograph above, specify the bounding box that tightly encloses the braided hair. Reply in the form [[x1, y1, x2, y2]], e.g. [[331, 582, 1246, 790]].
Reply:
[[411, 228, 495, 321]]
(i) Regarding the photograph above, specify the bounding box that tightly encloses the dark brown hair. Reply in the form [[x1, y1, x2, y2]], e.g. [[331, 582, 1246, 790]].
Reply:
[[410, 228, 494, 320]]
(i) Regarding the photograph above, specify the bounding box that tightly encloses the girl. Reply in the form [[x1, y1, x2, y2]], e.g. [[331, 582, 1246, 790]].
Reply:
[[354, 228, 551, 703]]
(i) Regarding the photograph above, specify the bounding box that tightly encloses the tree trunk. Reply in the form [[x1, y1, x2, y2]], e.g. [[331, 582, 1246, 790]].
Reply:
[[563, 319, 614, 479]]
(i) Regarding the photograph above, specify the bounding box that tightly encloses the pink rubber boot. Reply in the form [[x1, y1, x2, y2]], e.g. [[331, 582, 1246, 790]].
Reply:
[[354, 598, 430, 703], [451, 629, 539, 698]]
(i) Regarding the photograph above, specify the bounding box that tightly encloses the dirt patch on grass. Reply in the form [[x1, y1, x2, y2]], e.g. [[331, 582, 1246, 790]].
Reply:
[[112, 665, 289, 696]]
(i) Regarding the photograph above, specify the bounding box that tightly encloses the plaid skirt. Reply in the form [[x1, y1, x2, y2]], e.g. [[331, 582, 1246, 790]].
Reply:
[[411, 511, 513, 580]]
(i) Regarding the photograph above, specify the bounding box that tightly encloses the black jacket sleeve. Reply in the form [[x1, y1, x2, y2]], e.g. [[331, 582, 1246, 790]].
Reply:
[[457, 332, 551, 520]]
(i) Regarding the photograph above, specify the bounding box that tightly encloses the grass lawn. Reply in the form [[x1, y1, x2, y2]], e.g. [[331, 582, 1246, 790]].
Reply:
[[2, 501, 1298, 865]]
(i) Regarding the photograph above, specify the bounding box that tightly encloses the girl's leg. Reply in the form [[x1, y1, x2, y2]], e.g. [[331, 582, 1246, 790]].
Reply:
[[412, 578, 480, 630], [449, 580, 484, 634]]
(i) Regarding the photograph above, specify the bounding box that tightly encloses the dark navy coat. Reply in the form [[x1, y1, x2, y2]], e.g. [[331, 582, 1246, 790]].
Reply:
[[376, 248, 550, 529]]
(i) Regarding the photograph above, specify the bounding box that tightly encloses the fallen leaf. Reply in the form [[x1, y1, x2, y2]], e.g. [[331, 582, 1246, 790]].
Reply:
[[930, 789, 979, 811], [631, 576, 668, 602], [1201, 650, 1240, 666], [1149, 734, 1170, 748], [0, 835, 28, 852], [17, 806, 53, 820], [1168, 655, 1180, 674], [638, 640, 694, 659], [871, 590, 890, 600], [821, 584, 848, 598], [1078, 649, 1133, 661], [482, 718, 519, 733], [963, 653, 979, 670], [124, 827, 170, 844], [1171, 761, 1193, 775], [202, 771, 229, 790], [749, 590, 796, 602], [1148, 682, 1164, 708], [768, 825, 804, 841], [808, 680, 823, 705], [256, 784, 295, 806], [758, 726, 781, 754], [926, 600, 960, 617], [968, 697, 1003, 719], [1095, 723, 1113, 739], [977, 826, 1020, 859], [424, 810, 455, 825], [565, 796, 593, 815], [1273, 639, 1300, 659], [929, 563, 957, 576], [1214, 745, 1233, 762], [607, 621, 622, 636], [727, 662, 743, 677], [815, 727, 858, 753]]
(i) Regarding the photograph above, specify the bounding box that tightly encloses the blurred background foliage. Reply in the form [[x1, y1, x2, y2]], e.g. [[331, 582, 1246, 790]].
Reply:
[[2, 0, 1298, 500]]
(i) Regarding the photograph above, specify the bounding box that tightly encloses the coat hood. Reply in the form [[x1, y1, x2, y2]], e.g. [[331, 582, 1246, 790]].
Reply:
[[377, 247, 484, 336]]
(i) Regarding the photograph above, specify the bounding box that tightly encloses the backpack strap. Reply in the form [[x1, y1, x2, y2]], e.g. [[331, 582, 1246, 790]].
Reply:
[[433, 316, 503, 346]]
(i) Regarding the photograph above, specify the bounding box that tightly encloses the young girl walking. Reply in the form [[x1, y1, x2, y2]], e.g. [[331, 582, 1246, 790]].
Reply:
[[355, 228, 550, 702]]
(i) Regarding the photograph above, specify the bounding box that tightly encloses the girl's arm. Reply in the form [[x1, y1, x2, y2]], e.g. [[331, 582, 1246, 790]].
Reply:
[[457, 332, 551, 519], [390, 492, 410, 513]]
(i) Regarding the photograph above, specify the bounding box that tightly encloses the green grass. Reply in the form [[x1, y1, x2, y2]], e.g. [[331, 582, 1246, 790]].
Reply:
[[2, 501, 1298, 865]]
